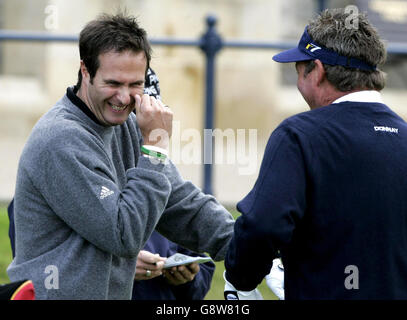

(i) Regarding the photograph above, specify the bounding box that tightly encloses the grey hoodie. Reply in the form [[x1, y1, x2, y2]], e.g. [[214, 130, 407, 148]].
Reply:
[[7, 92, 234, 299]]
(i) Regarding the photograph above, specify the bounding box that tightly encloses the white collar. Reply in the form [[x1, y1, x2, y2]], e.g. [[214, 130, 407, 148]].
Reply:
[[332, 90, 384, 104]]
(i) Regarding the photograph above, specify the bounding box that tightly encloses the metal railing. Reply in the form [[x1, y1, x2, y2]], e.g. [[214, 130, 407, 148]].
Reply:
[[1, 14, 407, 195]]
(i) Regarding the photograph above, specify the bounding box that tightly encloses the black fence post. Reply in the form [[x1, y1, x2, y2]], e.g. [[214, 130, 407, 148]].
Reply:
[[317, 0, 326, 12], [199, 15, 223, 195]]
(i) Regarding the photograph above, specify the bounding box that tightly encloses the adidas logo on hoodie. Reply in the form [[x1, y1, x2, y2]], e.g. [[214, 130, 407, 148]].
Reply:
[[99, 186, 114, 199]]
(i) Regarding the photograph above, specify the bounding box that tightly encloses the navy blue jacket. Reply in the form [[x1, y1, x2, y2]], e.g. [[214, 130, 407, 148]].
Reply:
[[225, 101, 407, 299], [131, 231, 215, 300]]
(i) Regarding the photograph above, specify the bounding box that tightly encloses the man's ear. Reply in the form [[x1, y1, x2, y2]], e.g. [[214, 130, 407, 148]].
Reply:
[[313, 59, 326, 87], [80, 60, 90, 84]]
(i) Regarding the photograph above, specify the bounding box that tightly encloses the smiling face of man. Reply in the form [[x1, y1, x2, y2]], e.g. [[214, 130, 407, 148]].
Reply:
[[78, 50, 147, 126]]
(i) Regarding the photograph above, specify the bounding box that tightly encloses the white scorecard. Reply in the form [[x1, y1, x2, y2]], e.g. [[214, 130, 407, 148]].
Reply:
[[163, 253, 213, 269]]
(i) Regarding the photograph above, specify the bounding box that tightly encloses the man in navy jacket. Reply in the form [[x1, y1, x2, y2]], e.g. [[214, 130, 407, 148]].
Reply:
[[224, 8, 407, 299]]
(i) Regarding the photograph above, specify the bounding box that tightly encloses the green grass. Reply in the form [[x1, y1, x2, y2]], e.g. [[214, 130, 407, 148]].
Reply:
[[0, 206, 12, 284], [0, 205, 276, 299]]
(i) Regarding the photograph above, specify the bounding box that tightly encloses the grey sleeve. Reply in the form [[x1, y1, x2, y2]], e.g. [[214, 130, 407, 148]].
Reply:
[[36, 131, 171, 258], [155, 160, 235, 261]]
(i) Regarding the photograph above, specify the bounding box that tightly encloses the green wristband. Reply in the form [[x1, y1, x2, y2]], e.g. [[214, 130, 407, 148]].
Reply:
[[140, 145, 167, 161]]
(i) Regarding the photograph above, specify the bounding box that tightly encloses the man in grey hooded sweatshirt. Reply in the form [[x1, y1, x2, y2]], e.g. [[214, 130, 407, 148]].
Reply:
[[7, 13, 234, 300]]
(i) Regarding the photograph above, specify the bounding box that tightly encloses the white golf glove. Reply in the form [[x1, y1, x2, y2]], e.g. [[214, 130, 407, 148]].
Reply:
[[223, 271, 263, 300], [265, 258, 285, 300]]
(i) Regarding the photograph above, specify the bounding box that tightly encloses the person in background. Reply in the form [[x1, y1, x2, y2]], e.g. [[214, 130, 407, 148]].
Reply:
[[132, 231, 215, 300], [131, 68, 215, 300]]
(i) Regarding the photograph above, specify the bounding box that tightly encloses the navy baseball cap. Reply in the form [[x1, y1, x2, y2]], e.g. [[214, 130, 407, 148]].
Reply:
[[272, 26, 376, 71]]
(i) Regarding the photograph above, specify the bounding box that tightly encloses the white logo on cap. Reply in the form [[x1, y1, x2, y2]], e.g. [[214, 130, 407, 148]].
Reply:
[[306, 43, 321, 52]]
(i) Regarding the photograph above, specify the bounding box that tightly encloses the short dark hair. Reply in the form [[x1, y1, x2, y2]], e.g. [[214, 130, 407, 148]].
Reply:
[[305, 8, 387, 91], [76, 13, 152, 88]]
